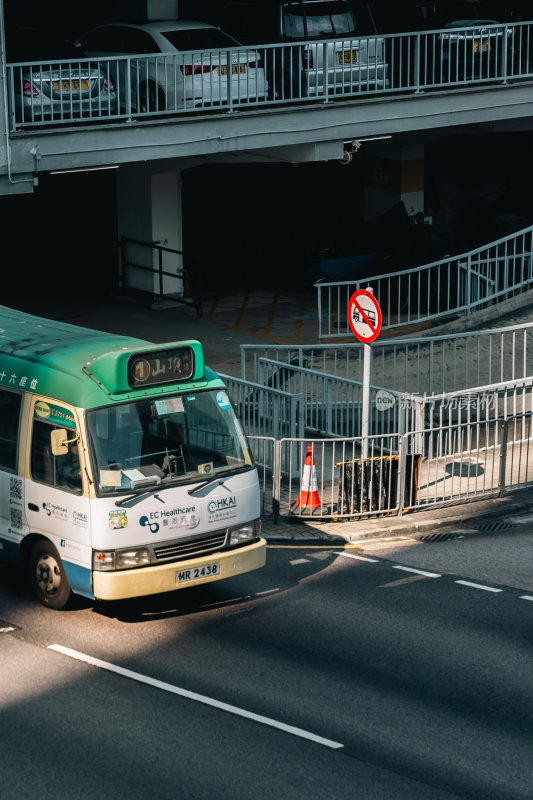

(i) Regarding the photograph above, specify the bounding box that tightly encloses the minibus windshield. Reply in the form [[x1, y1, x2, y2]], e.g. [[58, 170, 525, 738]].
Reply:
[[86, 389, 253, 495]]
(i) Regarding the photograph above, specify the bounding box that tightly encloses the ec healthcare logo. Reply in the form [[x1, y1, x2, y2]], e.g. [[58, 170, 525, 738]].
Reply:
[[140, 515, 160, 534]]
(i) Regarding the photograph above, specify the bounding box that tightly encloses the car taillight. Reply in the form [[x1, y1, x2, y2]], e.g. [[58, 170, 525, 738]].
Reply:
[[181, 64, 216, 75], [248, 58, 264, 69], [302, 51, 314, 70], [104, 78, 115, 92], [14, 79, 39, 96]]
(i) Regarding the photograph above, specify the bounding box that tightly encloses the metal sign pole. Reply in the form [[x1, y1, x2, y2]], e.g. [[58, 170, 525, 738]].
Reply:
[[362, 341, 371, 460], [347, 285, 381, 463]]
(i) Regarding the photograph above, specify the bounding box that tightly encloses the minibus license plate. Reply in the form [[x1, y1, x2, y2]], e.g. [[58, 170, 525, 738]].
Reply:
[[177, 563, 220, 583], [338, 50, 357, 64]]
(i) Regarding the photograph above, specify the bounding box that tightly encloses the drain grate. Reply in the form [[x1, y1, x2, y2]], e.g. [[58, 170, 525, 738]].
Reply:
[[466, 521, 518, 533], [418, 532, 462, 543]]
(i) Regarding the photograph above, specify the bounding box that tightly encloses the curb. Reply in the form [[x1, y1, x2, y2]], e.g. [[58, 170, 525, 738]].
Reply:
[[262, 490, 533, 545]]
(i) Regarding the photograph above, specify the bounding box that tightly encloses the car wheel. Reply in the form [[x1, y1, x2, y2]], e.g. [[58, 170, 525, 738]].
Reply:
[[139, 81, 166, 113], [29, 539, 72, 610]]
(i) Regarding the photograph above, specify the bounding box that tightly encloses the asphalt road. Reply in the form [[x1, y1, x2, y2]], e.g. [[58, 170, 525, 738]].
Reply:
[[2, 522, 533, 800]]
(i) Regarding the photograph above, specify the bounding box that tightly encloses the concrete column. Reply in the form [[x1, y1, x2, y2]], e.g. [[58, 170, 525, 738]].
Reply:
[[364, 144, 425, 221], [117, 162, 183, 298]]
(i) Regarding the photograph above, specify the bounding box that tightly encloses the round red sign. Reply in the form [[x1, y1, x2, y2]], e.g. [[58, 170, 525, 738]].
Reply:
[[347, 289, 382, 343]]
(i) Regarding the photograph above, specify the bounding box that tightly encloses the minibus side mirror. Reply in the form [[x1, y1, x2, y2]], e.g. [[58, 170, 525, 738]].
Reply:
[[51, 429, 79, 456]]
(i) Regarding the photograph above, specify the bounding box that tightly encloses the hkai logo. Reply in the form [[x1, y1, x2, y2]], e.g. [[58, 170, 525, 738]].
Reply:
[[207, 496, 237, 514]]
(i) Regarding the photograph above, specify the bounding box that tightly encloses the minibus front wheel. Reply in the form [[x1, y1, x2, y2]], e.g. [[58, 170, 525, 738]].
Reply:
[[29, 539, 72, 610]]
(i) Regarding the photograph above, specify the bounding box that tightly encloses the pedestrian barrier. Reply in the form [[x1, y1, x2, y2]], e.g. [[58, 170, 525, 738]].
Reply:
[[241, 319, 533, 397], [249, 412, 533, 522], [220, 373, 304, 440], [247, 435, 277, 519], [255, 357, 421, 439], [421, 377, 533, 458]]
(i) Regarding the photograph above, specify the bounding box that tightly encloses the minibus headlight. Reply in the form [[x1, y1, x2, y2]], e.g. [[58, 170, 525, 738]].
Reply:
[[229, 520, 261, 546], [93, 551, 116, 571], [116, 548, 151, 569]]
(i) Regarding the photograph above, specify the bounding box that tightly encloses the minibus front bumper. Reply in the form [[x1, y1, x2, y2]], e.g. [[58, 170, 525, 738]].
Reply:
[[92, 538, 266, 601]]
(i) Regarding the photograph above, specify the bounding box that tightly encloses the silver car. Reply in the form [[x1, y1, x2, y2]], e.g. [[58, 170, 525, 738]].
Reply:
[[8, 37, 117, 125], [76, 20, 268, 112], [280, 0, 389, 97]]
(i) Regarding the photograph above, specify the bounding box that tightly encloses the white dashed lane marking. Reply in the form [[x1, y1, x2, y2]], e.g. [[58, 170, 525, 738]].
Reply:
[[455, 580, 502, 593], [333, 550, 533, 602], [393, 566, 441, 578], [334, 552, 379, 563]]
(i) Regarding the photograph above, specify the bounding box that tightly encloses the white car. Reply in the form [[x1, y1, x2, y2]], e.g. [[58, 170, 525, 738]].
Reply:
[[76, 20, 268, 112]]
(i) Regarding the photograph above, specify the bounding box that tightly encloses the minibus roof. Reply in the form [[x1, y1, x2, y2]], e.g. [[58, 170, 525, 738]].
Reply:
[[0, 306, 219, 408]]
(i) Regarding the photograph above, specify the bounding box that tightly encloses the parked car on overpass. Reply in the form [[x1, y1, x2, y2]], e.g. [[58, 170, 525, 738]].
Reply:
[[7, 36, 117, 125], [208, 0, 388, 98], [423, 0, 515, 83], [280, 0, 389, 95], [75, 20, 268, 112]]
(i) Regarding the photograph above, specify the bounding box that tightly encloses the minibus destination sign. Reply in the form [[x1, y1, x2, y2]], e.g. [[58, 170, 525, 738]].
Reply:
[[128, 346, 194, 388]]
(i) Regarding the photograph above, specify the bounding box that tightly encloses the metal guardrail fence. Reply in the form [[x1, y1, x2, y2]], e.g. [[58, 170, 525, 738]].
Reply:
[[250, 412, 533, 522], [255, 356, 421, 439], [247, 435, 277, 518], [241, 319, 533, 397], [119, 236, 203, 315], [316, 225, 533, 338], [420, 377, 533, 458], [6, 20, 533, 129], [221, 372, 304, 441]]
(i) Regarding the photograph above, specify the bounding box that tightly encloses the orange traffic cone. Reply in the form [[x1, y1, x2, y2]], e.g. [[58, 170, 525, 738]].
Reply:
[[293, 445, 321, 511]]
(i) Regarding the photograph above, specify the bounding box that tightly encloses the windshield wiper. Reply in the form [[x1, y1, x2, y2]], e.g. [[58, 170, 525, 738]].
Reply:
[[115, 478, 164, 508], [188, 465, 254, 496]]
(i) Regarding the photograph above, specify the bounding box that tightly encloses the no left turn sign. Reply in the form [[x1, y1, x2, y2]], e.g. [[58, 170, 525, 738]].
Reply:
[[347, 289, 382, 343]]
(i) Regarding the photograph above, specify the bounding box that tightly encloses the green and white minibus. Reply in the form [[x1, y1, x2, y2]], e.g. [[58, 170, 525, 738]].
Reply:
[[0, 306, 266, 609]]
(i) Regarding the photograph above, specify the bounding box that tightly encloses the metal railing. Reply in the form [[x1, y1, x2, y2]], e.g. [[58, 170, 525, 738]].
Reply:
[[119, 236, 203, 315], [252, 411, 533, 521], [255, 357, 421, 439], [420, 377, 533, 458], [316, 225, 533, 338], [242, 319, 533, 398], [220, 372, 304, 440], [6, 19, 533, 129], [277, 433, 404, 520], [248, 435, 277, 518]]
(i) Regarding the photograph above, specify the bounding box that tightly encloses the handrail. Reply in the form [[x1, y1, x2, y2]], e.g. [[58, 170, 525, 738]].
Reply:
[[119, 236, 203, 317], [315, 224, 533, 338]]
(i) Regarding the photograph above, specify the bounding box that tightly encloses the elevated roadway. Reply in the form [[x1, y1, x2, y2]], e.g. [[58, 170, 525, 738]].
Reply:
[[3, 79, 533, 193]]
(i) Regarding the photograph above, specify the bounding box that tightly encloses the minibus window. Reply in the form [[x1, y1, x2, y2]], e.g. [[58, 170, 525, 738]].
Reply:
[[0, 388, 22, 472], [31, 419, 82, 493]]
